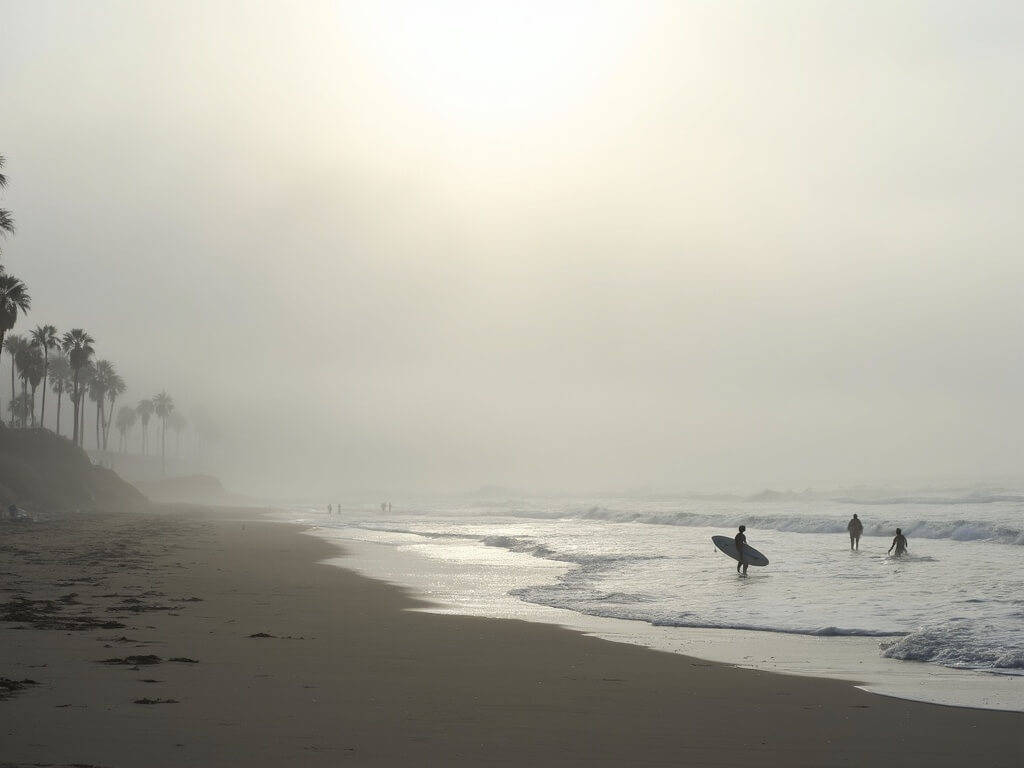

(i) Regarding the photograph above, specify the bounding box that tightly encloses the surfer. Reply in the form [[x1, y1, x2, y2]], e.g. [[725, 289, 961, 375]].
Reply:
[[734, 525, 748, 575], [888, 528, 908, 557], [847, 514, 863, 550]]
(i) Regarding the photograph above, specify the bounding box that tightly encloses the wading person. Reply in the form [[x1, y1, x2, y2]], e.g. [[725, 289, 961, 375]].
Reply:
[[888, 528, 908, 557], [847, 514, 863, 550], [735, 525, 748, 575]]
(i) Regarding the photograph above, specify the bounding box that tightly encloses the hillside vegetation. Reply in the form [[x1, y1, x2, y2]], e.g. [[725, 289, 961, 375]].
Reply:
[[0, 426, 147, 512]]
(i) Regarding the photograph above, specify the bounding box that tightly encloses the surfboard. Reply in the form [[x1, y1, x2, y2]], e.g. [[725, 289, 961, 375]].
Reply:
[[712, 535, 769, 567]]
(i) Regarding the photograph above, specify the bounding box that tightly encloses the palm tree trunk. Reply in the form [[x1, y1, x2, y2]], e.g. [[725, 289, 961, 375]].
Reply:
[[30, 384, 38, 427], [71, 373, 80, 445], [40, 353, 48, 429], [79, 392, 86, 448], [55, 389, 62, 437], [103, 395, 116, 450], [161, 418, 167, 476], [0, 330, 6, 426]]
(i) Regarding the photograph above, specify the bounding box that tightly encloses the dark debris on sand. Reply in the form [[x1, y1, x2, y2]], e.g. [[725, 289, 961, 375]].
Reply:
[[0, 597, 126, 631], [98, 655, 162, 666], [0, 677, 39, 700]]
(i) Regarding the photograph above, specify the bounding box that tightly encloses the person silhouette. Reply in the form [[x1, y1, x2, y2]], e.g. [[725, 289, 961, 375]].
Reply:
[[734, 525, 748, 575], [847, 514, 863, 550], [888, 528, 908, 557]]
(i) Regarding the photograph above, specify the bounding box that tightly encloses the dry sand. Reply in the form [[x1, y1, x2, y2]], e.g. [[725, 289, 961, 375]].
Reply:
[[1, 505, 1022, 767]]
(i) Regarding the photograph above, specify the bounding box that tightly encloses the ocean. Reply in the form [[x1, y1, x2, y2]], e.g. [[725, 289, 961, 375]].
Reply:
[[280, 491, 1024, 712]]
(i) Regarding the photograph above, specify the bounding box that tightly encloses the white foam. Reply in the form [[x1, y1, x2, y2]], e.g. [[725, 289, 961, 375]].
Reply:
[[309, 531, 1024, 712], [284, 495, 1024, 712]]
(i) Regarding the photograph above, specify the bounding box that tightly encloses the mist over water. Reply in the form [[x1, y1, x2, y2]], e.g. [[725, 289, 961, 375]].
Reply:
[[2, 2, 1024, 500]]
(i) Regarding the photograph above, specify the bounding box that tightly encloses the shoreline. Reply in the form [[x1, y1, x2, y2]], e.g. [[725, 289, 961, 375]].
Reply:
[[2, 505, 1022, 767], [306, 520, 1024, 713]]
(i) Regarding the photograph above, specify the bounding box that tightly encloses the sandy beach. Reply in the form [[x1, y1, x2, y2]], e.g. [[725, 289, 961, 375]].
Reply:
[[2, 506, 1022, 768]]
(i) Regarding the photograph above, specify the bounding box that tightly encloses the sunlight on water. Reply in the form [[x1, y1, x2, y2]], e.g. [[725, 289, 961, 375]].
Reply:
[[287, 493, 1024, 711]]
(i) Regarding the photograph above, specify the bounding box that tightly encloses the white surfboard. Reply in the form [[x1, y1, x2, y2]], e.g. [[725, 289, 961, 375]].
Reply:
[[712, 535, 769, 567]]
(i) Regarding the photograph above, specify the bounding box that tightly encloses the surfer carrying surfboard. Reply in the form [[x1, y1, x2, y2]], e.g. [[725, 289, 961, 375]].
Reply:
[[734, 525, 748, 575], [711, 533, 768, 569]]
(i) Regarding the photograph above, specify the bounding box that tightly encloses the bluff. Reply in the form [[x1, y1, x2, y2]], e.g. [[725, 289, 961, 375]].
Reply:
[[0, 426, 148, 512], [132, 474, 252, 506]]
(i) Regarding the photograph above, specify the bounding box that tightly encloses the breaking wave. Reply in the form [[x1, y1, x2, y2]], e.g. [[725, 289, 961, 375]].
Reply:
[[524, 506, 1024, 545], [507, 583, 901, 638], [880, 621, 1024, 672]]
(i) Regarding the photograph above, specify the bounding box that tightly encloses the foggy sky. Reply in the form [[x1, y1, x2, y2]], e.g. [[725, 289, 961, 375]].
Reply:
[[2, 1, 1023, 498]]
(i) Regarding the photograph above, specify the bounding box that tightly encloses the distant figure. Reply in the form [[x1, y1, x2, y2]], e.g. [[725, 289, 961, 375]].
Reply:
[[847, 514, 863, 550], [888, 528, 908, 557], [327, 504, 333, 516], [734, 525, 748, 575], [387, 501, 392, 513], [381, 502, 387, 513]]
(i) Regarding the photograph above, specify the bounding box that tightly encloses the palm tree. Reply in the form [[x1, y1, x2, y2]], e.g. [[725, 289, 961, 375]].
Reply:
[[152, 391, 174, 476], [11, 341, 29, 427], [136, 398, 155, 455], [0, 273, 31, 424], [103, 372, 126, 450], [193, 408, 221, 469], [4, 333, 26, 423], [13, 339, 41, 426], [76, 361, 94, 448], [0, 154, 15, 254], [17, 345, 43, 427], [115, 405, 137, 453], [89, 360, 117, 450], [61, 329, 95, 447], [29, 324, 59, 429], [48, 353, 72, 437], [168, 410, 188, 457], [7, 392, 30, 427]]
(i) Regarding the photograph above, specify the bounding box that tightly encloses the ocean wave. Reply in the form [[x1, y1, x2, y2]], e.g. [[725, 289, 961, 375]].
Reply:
[[481, 535, 557, 560], [649, 620, 900, 638], [481, 534, 665, 568], [880, 622, 1024, 671], [548, 507, 1024, 545], [507, 584, 901, 637], [836, 494, 1024, 506]]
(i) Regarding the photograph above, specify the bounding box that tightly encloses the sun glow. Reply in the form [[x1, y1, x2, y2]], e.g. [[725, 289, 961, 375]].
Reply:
[[348, 1, 634, 134]]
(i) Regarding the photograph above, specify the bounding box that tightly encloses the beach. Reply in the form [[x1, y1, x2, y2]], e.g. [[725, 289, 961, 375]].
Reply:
[[2, 506, 1022, 767]]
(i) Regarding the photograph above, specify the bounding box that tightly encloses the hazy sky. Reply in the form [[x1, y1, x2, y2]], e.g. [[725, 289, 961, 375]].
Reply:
[[3, 1, 1023, 497]]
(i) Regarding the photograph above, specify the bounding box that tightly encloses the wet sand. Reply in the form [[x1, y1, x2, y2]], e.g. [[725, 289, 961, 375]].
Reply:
[[1, 506, 1022, 767]]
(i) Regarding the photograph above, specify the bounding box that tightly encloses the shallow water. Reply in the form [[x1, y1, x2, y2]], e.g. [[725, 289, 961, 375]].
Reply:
[[282, 492, 1024, 711]]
